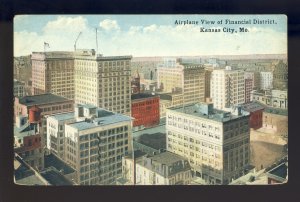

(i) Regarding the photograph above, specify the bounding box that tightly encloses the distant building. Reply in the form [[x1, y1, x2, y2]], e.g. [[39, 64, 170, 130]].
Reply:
[[166, 103, 250, 185], [131, 93, 160, 130], [245, 78, 253, 103], [14, 79, 26, 97], [251, 90, 287, 109], [123, 151, 192, 185], [241, 102, 265, 130], [59, 104, 133, 185], [74, 49, 132, 116], [31, 51, 74, 99], [131, 70, 141, 94], [244, 71, 260, 90], [211, 68, 245, 110], [272, 60, 288, 91], [157, 62, 205, 105], [204, 67, 214, 100], [260, 72, 273, 90]]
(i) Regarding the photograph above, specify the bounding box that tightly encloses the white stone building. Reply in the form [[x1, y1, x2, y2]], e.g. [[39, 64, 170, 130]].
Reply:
[[260, 71, 273, 90], [210, 68, 245, 110], [47, 104, 133, 185]]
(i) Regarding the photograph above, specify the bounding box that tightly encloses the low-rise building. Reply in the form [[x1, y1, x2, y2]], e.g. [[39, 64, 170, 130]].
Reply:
[[251, 90, 287, 109], [131, 93, 160, 130], [262, 107, 288, 135], [241, 102, 265, 130], [135, 152, 192, 185], [121, 151, 192, 185], [14, 79, 26, 98], [14, 106, 44, 171]]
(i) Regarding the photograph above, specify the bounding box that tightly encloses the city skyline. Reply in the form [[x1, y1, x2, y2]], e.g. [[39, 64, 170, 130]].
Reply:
[[14, 15, 287, 57]]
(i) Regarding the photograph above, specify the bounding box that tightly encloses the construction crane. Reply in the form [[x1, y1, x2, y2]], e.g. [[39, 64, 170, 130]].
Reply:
[[74, 32, 82, 51]]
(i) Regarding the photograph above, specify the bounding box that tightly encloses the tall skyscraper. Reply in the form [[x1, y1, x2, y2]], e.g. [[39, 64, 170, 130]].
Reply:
[[166, 103, 250, 185], [74, 50, 132, 116], [272, 60, 288, 90], [211, 67, 245, 110], [157, 61, 205, 104], [31, 52, 75, 99]]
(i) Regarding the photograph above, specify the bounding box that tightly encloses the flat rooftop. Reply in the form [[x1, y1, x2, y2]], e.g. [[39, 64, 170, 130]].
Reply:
[[131, 93, 158, 100], [18, 93, 71, 106], [44, 153, 75, 175], [49, 112, 75, 121], [68, 110, 132, 131], [40, 167, 75, 185], [134, 132, 166, 150], [168, 103, 249, 123], [149, 151, 188, 166], [241, 102, 265, 112], [14, 155, 47, 185]]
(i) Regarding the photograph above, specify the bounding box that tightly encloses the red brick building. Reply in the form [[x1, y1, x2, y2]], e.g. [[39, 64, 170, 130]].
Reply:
[[14, 106, 45, 170], [131, 93, 160, 128], [241, 102, 264, 130]]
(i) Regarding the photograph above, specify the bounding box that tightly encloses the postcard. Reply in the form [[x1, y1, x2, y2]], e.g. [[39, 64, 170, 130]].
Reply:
[[13, 14, 287, 186]]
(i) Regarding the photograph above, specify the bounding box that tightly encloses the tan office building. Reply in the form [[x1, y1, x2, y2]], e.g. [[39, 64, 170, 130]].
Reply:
[[31, 51, 74, 99], [166, 103, 250, 185], [74, 50, 132, 116], [157, 62, 205, 105]]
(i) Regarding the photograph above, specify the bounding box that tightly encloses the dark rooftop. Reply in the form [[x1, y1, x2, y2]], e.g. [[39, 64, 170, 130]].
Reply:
[[241, 102, 265, 112], [268, 162, 288, 179], [135, 132, 166, 150], [149, 151, 188, 166], [158, 93, 172, 101], [40, 167, 75, 185], [125, 150, 147, 159], [131, 93, 158, 100], [14, 154, 48, 185], [44, 153, 75, 175], [19, 93, 71, 106]]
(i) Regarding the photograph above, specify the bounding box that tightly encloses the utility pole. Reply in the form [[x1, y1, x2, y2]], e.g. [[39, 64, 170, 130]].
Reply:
[[74, 32, 82, 51], [96, 28, 99, 54]]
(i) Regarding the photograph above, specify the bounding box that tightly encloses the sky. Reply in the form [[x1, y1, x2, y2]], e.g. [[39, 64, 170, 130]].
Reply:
[[14, 15, 287, 57]]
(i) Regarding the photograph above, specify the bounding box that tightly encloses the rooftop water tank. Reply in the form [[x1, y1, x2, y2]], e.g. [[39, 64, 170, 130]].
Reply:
[[29, 105, 42, 123]]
